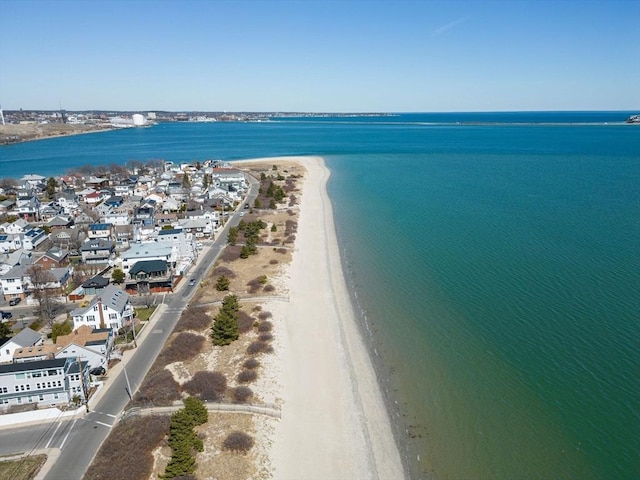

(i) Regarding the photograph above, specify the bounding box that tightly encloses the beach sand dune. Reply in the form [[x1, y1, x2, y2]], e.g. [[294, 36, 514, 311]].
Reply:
[[243, 156, 404, 480]]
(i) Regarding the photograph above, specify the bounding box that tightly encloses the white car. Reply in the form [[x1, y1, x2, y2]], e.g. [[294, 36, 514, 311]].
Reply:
[[239, 212, 246, 217]]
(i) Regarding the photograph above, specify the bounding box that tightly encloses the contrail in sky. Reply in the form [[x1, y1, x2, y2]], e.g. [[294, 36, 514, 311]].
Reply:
[[432, 16, 468, 37]]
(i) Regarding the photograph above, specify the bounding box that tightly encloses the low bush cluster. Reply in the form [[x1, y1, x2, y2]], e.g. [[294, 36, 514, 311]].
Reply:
[[246, 341, 274, 355], [257, 321, 273, 332], [285, 220, 298, 236], [257, 311, 272, 320], [212, 266, 235, 277], [223, 431, 255, 454], [232, 386, 254, 403], [183, 371, 227, 402], [133, 369, 181, 407], [175, 306, 210, 332], [237, 369, 258, 384], [158, 332, 206, 367], [242, 357, 260, 370], [220, 245, 242, 262], [258, 333, 273, 342], [237, 310, 255, 334]]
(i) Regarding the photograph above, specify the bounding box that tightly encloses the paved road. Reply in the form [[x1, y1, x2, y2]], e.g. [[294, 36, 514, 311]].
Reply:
[[0, 175, 260, 479]]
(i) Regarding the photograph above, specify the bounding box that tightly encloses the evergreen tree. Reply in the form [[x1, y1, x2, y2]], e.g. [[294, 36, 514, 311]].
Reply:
[[111, 268, 125, 284], [51, 319, 73, 343], [0, 321, 12, 344], [211, 310, 239, 346], [183, 396, 208, 426], [211, 295, 239, 345], [46, 177, 58, 199], [215, 275, 230, 291]]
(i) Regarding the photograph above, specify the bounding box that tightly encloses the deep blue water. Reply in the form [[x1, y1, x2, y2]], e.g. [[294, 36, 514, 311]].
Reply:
[[1, 113, 639, 480]]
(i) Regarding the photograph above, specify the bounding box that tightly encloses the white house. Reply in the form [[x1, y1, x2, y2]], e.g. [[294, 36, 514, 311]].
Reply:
[[0, 328, 42, 364], [87, 223, 113, 240], [1, 219, 30, 235], [23, 228, 48, 250], [53, 326, 114, 371], [71, 285, 134, 331], [0, 233, 23, 253], [0, 357, 89, 409], [102, 207, 131, 226], [0, 264, 30, 302]]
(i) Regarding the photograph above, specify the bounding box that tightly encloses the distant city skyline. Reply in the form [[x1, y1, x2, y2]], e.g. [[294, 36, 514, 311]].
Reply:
[[0, 0, 638, 113]]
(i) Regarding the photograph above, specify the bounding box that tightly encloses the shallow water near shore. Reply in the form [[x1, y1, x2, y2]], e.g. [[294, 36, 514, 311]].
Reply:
[[1, 113, 638, 479]]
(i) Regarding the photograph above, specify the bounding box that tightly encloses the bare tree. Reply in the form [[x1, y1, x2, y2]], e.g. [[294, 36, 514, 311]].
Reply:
[[0, 178, 18, 190], [27, 265, 60, 326]]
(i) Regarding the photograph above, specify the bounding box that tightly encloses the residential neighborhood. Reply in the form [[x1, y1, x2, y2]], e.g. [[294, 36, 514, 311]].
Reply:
[[0, 159, 250, 411]]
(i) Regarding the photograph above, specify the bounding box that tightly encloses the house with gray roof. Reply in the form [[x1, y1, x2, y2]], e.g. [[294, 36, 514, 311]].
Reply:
[[80, 239, 115, 265], [71, 285, 134, 331], [0, 328, 43, 364], [126, 259, 173, 293]]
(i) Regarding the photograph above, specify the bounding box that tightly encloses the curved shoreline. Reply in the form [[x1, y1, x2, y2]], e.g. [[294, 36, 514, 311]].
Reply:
[[235, 156, 405, 479]]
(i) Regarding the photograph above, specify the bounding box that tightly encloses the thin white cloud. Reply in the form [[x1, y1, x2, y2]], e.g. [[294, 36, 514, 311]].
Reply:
[[432, 16, 468, 37]]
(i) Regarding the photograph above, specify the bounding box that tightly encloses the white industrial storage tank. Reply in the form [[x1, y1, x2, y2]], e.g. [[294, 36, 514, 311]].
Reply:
[[132, 113, 145, 126]]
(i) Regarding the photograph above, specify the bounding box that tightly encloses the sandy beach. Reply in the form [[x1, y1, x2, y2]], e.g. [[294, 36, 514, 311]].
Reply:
[[237, 156, 404, 479]]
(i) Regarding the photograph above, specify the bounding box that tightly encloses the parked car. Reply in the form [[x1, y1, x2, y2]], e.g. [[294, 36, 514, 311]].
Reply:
[[90, 366, 106, 376], [189, 279, 197, 286], [0, 311, 12, 319], [8, 298, 21, 306]]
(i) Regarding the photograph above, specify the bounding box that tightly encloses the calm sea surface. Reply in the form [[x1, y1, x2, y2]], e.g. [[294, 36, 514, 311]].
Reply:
[[1, 113, 638, 480]]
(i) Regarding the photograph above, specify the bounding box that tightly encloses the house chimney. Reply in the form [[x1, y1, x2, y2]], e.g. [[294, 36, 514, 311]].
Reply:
[[97, 299, 106, 329]]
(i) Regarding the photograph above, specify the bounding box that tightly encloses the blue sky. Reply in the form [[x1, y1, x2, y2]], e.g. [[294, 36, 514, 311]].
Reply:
[[0, 0, 638, 112]]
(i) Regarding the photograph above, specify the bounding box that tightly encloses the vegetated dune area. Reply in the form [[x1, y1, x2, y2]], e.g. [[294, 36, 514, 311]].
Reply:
[[0, 123, 113, 144], [84, 156, 404, 480]]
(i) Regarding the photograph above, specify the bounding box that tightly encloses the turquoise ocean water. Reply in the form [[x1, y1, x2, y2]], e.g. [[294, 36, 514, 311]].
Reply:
[[1, 113, 638, 479]]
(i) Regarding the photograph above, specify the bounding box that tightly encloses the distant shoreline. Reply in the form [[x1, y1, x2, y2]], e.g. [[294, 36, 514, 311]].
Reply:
[[0, 124, 116, 145]]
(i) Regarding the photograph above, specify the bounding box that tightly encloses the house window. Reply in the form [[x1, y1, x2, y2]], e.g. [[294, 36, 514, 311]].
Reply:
[[109, 314, 117, 320], [87, 316, 95, 322], [17, 397, 22, 404], [15, 373, 25, 380], [48, 369, 58, 376], [39, 395, 44, 401]]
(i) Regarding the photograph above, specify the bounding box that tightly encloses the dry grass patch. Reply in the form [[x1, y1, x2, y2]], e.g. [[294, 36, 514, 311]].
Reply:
[[196, 413, 257, 480], [0, 455, 46, 480], [85, 416, 170, 480]]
